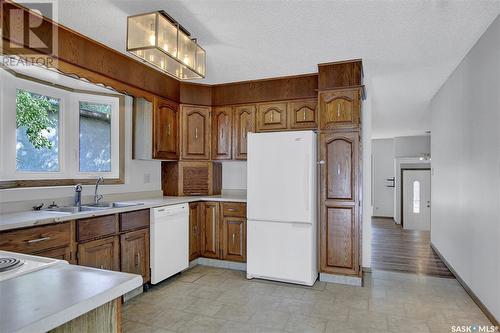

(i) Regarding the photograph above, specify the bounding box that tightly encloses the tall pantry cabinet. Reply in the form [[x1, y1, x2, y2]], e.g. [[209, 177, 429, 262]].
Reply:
[[317, 60, 364, 279]]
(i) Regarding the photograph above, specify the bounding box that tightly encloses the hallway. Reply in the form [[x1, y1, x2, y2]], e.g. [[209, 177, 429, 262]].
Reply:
[[371, 218, 453, 278]]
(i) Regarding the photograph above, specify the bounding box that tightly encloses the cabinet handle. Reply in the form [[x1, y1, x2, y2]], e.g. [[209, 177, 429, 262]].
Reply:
[[303, 111, 306, 121], [337, 163, 341, 175], [337, 104, 341, 118], [100, 265, 103, 269], [232, 233, 235, 243], [167, 123, 171, 136], [27, 237, 51, 244], [221, 128, 224, 139], [195, 128, 198, 139], [135, 253, 140, 267], [227, 208, 236, 212], [318, 160, 325, 165]]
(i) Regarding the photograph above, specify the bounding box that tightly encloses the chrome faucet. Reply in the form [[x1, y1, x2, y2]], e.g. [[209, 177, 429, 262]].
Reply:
[[94, 176, 104, 205], [74, 184, 83, 207]]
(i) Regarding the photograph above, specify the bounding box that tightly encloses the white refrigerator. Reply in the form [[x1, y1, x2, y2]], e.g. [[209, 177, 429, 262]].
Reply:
[[246, 130, 317, 286]]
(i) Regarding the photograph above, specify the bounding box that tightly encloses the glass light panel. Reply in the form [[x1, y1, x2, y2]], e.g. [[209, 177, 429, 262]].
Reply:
[[413, 181, 420, 214], [127, 13, 157, 49], [195, 45, 206, 76], [157, 14, 178, 57], [177, 30, 196, 70]]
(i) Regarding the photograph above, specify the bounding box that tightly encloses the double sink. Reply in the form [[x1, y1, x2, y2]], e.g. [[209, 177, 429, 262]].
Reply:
[[45, 202, 144, 214]]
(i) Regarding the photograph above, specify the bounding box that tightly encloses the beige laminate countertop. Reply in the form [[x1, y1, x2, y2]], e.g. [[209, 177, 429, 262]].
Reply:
[[0, 194, 246, 232]]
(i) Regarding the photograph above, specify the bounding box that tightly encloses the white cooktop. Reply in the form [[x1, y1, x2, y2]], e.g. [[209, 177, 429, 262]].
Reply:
[[0, 250, 66, 282]]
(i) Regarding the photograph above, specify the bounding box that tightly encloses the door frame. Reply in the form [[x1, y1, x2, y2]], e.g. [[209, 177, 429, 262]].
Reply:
[[400, 168, 431, 228]]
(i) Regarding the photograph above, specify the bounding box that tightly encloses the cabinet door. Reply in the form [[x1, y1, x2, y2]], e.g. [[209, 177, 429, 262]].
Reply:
[[233, 105, 256, 160], [120, 229, 150, 283], [211, 107, 232, 160], [181, 105, 211, 160], [189, 202, 201, 260], [289, 99, 317, 129], [200, 202, 220, 258], [153, 97, 179, 160], [319, 132, 360, 276], [221, 217, 246, 262], [319, 89, 360, 130], [256, 102, 287, 131], [35, 246, 72, 263], [78, 236, 120, 271]]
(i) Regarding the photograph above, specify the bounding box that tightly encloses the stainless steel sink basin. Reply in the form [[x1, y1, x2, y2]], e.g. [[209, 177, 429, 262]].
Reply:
[[44, 202, 144, 214]]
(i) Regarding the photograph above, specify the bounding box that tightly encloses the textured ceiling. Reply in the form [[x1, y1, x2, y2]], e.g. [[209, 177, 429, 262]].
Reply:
[[53, 0, 500, 138]]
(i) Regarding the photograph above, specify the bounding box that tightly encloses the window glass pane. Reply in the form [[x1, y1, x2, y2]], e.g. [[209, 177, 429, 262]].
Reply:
[[413, 180, 420, 214], [16, 89, 60, 172], [79, 101, 112, 172]]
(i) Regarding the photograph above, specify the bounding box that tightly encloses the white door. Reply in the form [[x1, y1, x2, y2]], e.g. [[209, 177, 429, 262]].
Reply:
[[403, 170, 431, 230], [247, 131, 316, 224]]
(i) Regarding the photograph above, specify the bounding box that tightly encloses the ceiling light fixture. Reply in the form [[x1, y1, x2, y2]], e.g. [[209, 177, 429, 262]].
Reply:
[[126, 11, 206, 80]]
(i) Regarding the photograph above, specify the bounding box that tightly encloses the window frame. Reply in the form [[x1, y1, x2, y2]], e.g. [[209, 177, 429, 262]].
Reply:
[[0, 68, 125, 189]]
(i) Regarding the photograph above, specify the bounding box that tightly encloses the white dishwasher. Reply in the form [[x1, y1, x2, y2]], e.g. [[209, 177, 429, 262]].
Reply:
[[150, 203, 189, 284]]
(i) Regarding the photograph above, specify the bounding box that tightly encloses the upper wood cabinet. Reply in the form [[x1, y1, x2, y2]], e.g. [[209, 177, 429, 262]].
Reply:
[[200, 202, 220, 259], [211, 107, 232, 160], [162, 161, 222, 196], [77, 236, 120, 271], [233, 105, 256, 160], [180, 105, 211, 160], [319, 131, 360, 276], [120, 228, 150, 283], [319, 89, 361, 130], [189, 202, 201, 261], [153, 97, 179, 160], [256, 102, 288, 131], [288, 99, 317, 129]]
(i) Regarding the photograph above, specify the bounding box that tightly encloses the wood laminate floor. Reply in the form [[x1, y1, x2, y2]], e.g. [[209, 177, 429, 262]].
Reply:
[[371, 217, 454, 278]]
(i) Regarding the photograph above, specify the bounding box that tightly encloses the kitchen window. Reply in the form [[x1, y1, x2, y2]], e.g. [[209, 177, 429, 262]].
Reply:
[[0, 68, 123, 187]]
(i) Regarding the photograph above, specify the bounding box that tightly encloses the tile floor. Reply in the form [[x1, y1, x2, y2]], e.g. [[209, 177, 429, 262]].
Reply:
[[122, 265, 492, 333]]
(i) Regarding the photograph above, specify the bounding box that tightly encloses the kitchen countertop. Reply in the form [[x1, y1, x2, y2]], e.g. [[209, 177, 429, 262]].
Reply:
[[0, 263, 142, 333], [0, 194, 246, 232]]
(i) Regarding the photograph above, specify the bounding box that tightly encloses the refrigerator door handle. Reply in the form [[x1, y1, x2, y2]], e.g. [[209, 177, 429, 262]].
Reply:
[[304, 153, 309, 212]]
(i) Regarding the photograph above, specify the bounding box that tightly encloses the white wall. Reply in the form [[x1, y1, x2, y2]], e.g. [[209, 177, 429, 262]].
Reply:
[[394, 135, 430, 158], [372, 139, 394, 217], [221, 161, 247, 190], [362, 90, 373, 268], [430, 14, 500, 322], [0, 96, 162, 212]]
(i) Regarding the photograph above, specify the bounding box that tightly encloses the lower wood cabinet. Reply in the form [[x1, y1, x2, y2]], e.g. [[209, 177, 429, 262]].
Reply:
[[193, 201, 247, 262], [200, 202, 220, 258], [189, 202, 201, 260], [77, 236, 120, 271], [34, 246, 73, 263], [221, 216, 246, 262], [120, 228, 150, 283]]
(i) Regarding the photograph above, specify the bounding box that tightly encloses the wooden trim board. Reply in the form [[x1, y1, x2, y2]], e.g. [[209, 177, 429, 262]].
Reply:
[[430, 243, 499, 327]]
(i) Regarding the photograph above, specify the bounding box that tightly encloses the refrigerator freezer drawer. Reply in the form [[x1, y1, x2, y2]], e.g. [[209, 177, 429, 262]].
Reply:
[[246, 219, 317, 286]]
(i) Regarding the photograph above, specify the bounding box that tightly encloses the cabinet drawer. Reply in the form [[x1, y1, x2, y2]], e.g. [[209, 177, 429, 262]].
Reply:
[[120, 209, 150, 232], [77, 215, 117, 242], [222, 202, 246, 218], [0, 222, 71, 254]]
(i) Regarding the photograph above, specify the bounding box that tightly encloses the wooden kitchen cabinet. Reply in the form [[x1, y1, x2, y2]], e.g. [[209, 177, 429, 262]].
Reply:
[[211, 106, 232, 160], [233, 105, 256, 160], [162, 161, 222, 196], [200, 202, 220, 258], [153, 96, 179, 160], [180, 105, 211, 160], [120, 229, 150, 283], [189, 202, 201, 260], [221, 216, 246, 262], [319, 131, 360, 276], [77, 236, 120, 271], [256, 102, 288, 131], [288, 99, 317, 129], [319, 88, 361, 130]]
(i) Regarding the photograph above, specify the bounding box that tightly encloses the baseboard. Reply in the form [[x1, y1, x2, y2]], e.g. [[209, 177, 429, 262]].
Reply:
[[189, 257, 247, 271], [362, 266, 372, 273], [319, 272, 362, 287], [371, 216, 394, 219], [430, 243, 499, 327]]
